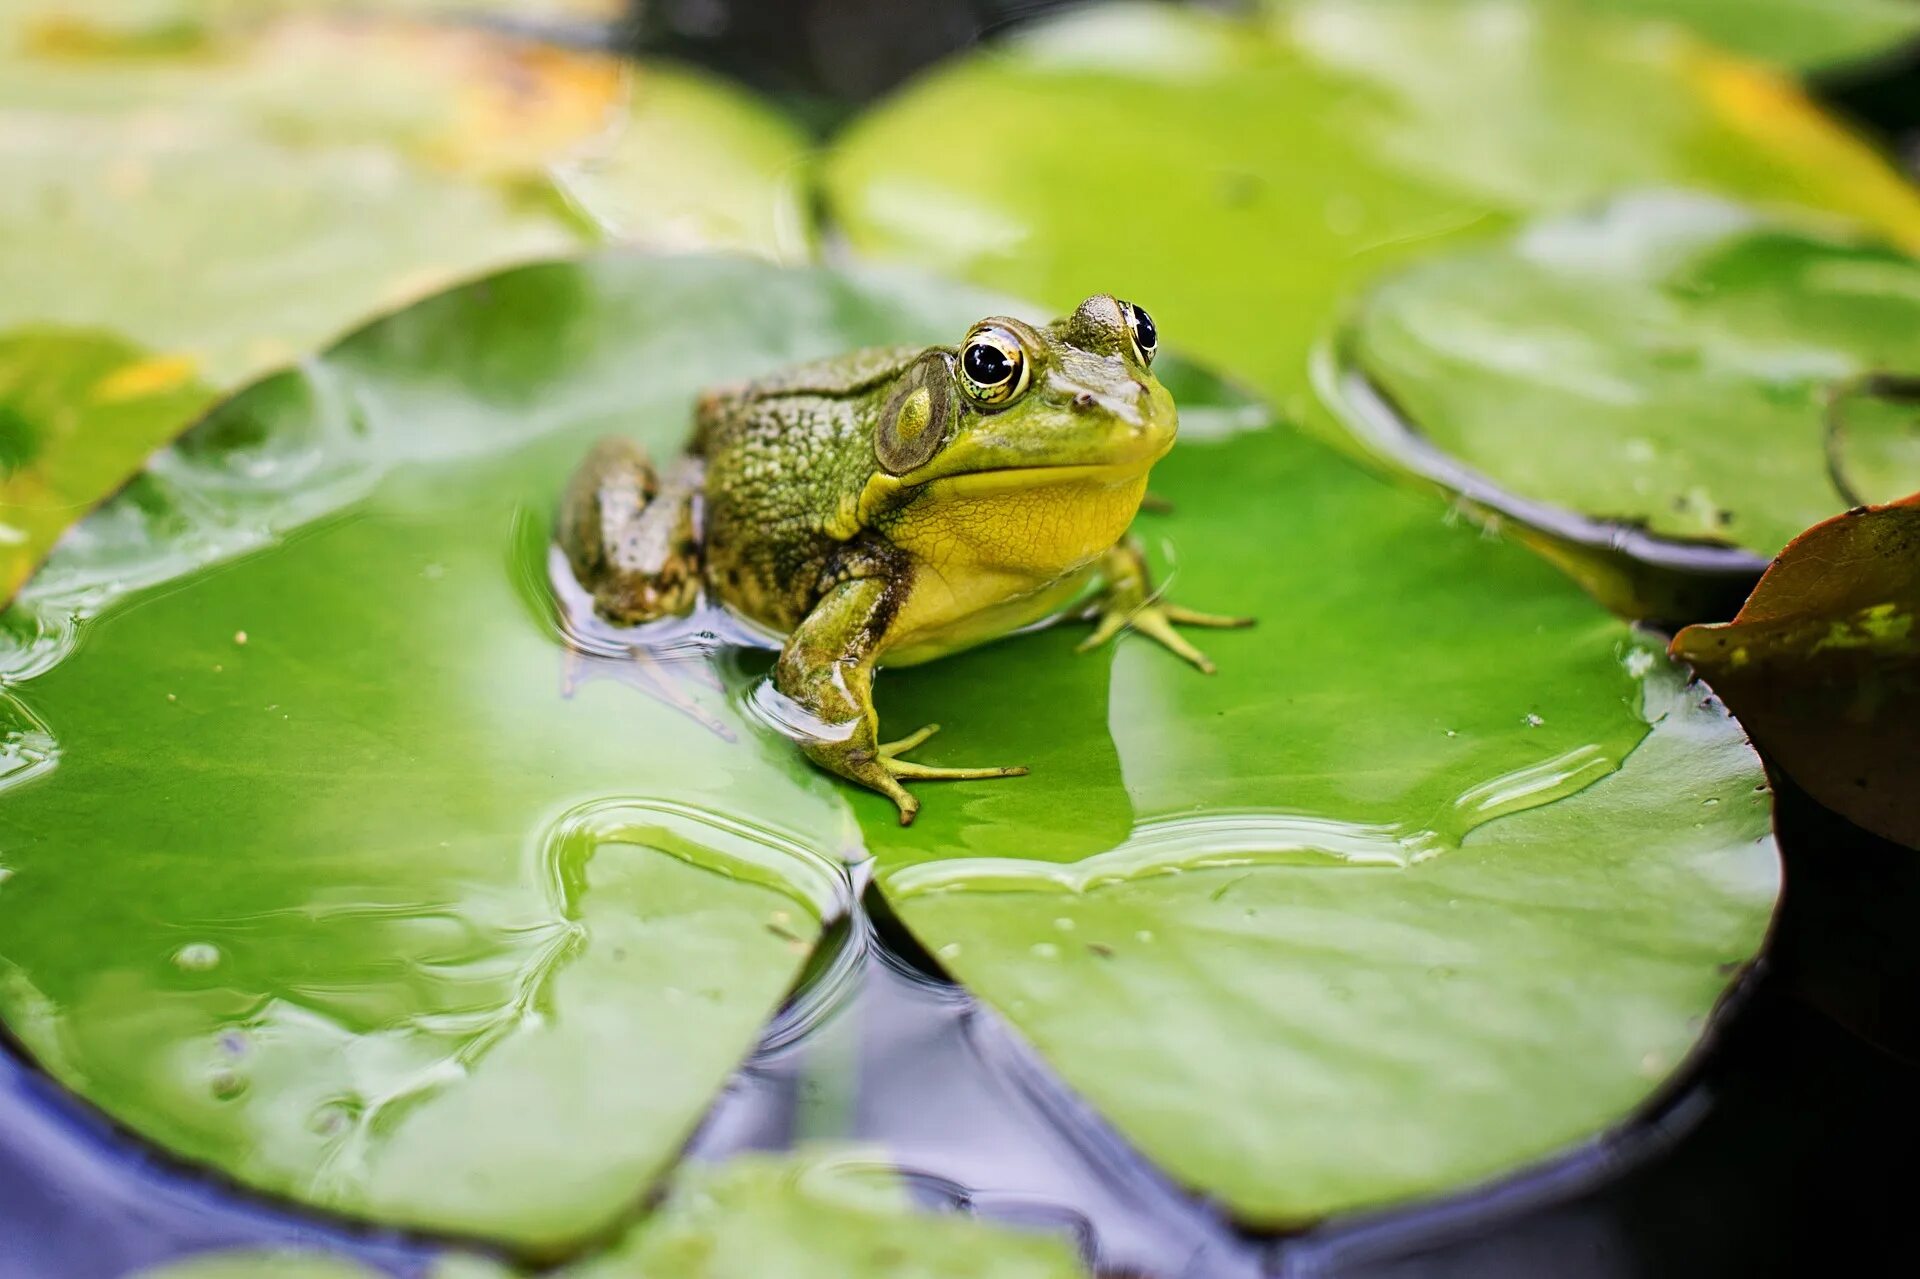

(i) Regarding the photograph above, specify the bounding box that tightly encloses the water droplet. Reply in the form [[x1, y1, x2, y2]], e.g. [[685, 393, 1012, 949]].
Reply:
[[232, 630, 248, 646], [1524, 713, 1545, 727], [1703, 797, 1720, 807], [1030, 942, 1060, 960], [937, 942, 962, 960], [1134, 930, 1155, 944], [172, 942, 221, 972], [1052, 917, 1075, 932], [209, 1069, 247, 1100]]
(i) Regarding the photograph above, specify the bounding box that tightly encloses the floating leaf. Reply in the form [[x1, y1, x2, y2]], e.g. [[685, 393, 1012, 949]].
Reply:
[[824, 0, 1920, 531], [1674, 494, 1920, 849], [0, 330, 216, 613], [0, 256, 1776, 1246], [0, 256, 993, 1253], [862, 385, 1777, 1226], [553, 62, 817, 263], [1551, 0, 1920, 69], [566, 1152, 1089, 1279], [0, 6, 813, 603], [136, 1151, 1090, 1279], [1338, 193, 1920, 621]]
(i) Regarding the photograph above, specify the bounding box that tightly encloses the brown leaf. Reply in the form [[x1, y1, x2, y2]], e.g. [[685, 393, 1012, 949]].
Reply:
[[1673, 493, 1920, 847]]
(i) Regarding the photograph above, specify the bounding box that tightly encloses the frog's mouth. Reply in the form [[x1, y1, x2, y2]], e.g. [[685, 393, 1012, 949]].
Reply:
[[919, 456, 1160, 497]]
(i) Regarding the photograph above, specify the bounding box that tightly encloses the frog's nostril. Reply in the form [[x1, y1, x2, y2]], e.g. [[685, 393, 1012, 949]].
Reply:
[[1072, 392, 1096, 410]]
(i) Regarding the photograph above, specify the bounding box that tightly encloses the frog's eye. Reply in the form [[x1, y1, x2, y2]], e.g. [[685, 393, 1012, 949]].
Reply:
[[959, 326, 1030, 407], [1121, 301, 1157, 365]]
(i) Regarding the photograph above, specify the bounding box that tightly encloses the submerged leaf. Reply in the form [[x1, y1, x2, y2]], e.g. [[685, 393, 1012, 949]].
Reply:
[[1674, 494, 1920, 848]]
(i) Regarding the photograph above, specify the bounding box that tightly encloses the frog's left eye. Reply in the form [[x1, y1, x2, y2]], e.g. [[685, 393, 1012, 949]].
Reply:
[[1121, 301, 1157, 365], [959, 326, 1030, 407]]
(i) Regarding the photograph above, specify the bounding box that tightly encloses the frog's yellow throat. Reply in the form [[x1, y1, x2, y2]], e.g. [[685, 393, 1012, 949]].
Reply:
[[886, 459, 1153, 582]]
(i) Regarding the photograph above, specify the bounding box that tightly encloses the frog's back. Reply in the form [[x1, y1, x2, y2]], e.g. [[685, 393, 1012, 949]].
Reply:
[[695, 344, 925, 630]]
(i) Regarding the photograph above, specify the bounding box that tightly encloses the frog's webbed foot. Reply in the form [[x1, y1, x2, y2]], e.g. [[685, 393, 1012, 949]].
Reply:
[[1077, 541, 1254, 675], [814, 724, 1026, 827], [777, 578, 1028, 825]]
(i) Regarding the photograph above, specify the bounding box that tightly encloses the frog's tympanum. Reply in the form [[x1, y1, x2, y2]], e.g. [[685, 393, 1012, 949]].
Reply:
[[560, 296, 1251, 823]]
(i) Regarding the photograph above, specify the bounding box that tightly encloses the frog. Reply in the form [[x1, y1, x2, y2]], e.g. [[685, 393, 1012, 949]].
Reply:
[[559, 294, 1251, 824]]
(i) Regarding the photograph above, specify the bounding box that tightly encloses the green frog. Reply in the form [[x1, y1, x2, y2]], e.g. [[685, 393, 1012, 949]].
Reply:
[[560, 295, 1250, 824]]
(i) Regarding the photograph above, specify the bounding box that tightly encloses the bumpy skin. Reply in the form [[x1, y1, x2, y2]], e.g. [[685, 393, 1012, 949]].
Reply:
[[560, 295, 1250, 823]]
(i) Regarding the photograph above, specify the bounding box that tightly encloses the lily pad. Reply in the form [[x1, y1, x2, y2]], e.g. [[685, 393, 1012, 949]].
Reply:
[[1338, 193, 1920, 620], [824, 0, 1920, 463], [135, 1151, 1090, 1279], [1674, 493, 1920, 849], [0, 330, 216, 625], [862, 380, 1777, 1226], [566, 1152, 1089, 1279], [0, 255, 1777, 1245], [0, 256, 999, 1253], [1556, 0, 1920, 69], [0, 7, 813, 603]]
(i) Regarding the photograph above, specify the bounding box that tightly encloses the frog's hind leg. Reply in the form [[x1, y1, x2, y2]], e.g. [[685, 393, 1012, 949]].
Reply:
[[559, 436, 705, 625]]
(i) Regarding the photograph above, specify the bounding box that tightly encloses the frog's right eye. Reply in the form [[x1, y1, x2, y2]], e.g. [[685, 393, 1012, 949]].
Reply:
[[959, 327, 1030, 407]]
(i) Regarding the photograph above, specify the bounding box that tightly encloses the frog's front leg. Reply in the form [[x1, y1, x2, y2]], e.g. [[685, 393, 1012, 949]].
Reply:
[[1078, 537, 1254, 674], [775, 574, 1026, 825]]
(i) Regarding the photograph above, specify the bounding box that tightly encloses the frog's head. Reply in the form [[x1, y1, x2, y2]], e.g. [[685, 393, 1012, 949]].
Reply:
[[866, 295, 1176, 503]]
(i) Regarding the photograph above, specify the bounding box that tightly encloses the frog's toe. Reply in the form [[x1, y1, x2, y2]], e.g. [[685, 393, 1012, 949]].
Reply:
[[1160, 603, 1256, 629], [885, 758, 1029, 782], [1079, 599, 1256, 674], [1131, 607, 1218, 675], [1074, 610, 1128, 654], [880, 723, 1028, 784], [879, 723, 941, 758], [881, 777, 921, 826]]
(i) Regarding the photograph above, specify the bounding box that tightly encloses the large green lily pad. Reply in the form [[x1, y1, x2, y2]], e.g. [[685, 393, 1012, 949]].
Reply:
[[0, 256, 1776, 1245], [860, 378, 1776, 1225], [1338, 194, 1920, 619], [0, 6, 812, 602], [825, 0, 1920, 463], [0, 256, 987, 1254]]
